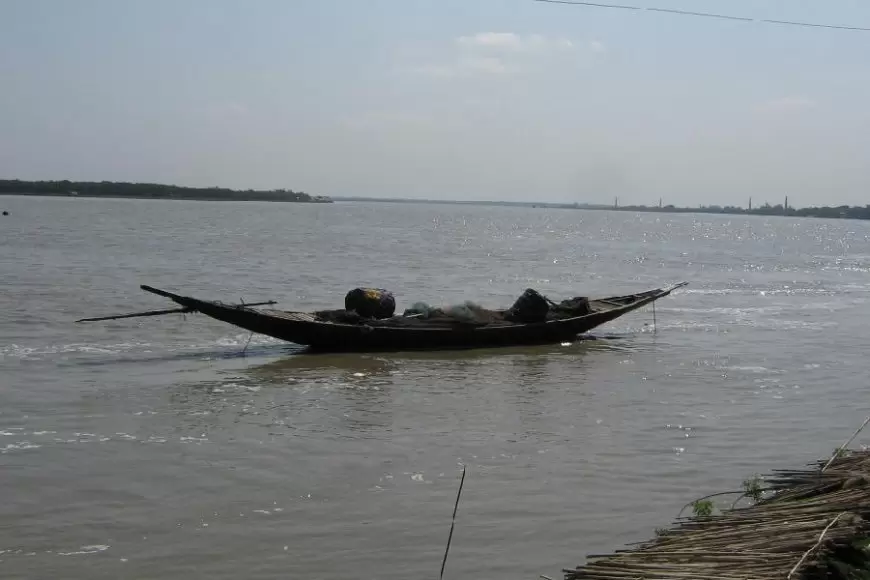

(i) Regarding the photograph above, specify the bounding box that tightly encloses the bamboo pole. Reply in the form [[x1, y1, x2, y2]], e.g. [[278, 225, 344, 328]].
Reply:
[[76, 300, 277, 323], [440, 465, 466, 579]]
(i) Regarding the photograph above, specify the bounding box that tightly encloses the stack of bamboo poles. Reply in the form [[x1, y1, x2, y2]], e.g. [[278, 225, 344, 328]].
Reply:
[[564, 451, 870, 580]]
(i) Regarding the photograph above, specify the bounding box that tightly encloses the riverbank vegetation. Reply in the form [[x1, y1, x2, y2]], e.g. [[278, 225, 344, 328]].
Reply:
[[0, 179, 332, 203]]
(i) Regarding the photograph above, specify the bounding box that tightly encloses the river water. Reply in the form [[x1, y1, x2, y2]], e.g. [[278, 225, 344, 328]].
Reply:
[[1, 196, 869, 579]]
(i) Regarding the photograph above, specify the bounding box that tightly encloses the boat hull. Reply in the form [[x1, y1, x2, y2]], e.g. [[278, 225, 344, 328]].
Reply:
[[139, 283, 686, 353]]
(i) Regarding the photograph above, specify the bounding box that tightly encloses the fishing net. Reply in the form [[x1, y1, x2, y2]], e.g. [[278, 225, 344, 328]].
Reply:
[[315, 288, 592, 326]]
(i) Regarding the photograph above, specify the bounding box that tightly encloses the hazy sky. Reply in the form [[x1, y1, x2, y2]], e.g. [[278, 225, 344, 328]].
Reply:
[[2, 0, 870, 207]]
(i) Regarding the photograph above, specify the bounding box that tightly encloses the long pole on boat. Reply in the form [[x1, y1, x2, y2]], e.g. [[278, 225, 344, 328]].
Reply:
[[76, 306, 195, 322], [76, 300, 277, 323]]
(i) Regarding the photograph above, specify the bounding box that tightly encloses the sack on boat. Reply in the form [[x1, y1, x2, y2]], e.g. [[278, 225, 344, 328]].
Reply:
[[552, 296, 590, 316], [507, 288, 550, 323], [344, 288, 396, 319]]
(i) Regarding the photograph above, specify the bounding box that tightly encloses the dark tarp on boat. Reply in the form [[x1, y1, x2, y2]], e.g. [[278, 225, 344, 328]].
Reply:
[[344, 288, 396, 319], [506, 288, 550, 323]]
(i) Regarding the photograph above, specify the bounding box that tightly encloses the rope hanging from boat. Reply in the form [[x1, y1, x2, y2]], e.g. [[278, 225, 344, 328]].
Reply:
[[240, 331, 254, 355]]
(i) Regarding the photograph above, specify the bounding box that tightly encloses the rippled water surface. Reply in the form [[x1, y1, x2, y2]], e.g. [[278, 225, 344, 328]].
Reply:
[[2, 196, 870, 579]]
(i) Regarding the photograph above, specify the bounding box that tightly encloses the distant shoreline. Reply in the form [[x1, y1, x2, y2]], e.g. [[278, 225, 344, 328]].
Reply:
[[332, 196, 870, 221], [0, 179, 333, 204], [0, 191, 333, 203], [3, 181, 868, 220]]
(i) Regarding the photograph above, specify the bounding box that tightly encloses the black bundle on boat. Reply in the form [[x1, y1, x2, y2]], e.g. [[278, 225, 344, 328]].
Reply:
[[344, 288, 396, 319], [506, 288, 550, 323], [550, 296, 590, 317]]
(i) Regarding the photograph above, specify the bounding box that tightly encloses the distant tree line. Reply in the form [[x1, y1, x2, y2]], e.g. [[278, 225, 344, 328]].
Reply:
[[609, 202, 870, 220], [0, 179, 332, 203]]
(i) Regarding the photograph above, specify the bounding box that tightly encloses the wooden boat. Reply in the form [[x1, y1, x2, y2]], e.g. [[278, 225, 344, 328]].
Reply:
[[84, 282, 687, 353]]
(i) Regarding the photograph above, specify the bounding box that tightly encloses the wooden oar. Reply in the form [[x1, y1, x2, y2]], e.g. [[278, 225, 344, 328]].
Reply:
[[77, 307, 195, 323], [76, 300, 278, 323]]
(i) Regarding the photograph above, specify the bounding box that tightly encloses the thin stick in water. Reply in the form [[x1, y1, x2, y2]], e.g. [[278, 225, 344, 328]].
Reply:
[[440, 465, 467, 579]]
